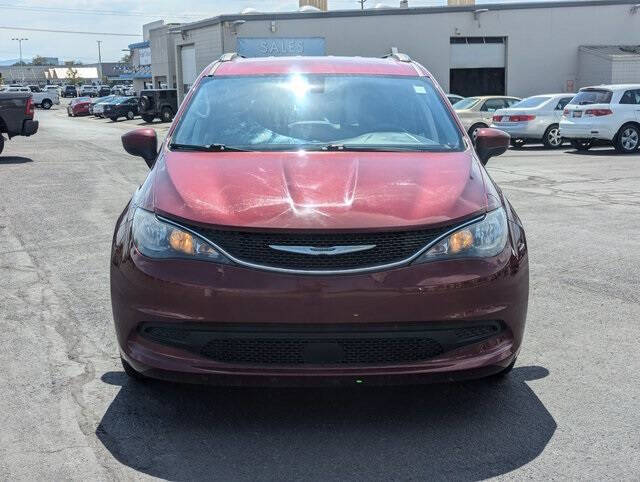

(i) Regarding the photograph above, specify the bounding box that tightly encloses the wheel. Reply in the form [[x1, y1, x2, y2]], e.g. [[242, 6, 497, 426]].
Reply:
[[0, 136, 4, 155], [121, 357, 147, 381], [542, 124, 562, 149], [571, 139, 593, 151], [110, 116, 118, 122], [468, 123, 487, 144], [161, 107, 174, 123], [141, 114, 156, 123], [510, 139, 526, 149], [614, 123, 640, 154], [126, 110, 135, 120]]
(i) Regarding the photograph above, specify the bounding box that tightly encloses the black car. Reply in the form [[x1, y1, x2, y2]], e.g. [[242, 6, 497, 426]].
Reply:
[[61, 85, 77, 98], [138, 89, 178, 123], [103, 97, 139, 121], [97, 86, 112, 97], [0, 92, 39, 155]]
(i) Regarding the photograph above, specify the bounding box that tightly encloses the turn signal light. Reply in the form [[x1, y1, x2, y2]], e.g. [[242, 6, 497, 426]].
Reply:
[[169, 230, 195, 255], [585, 109, 613, 117], [563, 109, 569, 116]]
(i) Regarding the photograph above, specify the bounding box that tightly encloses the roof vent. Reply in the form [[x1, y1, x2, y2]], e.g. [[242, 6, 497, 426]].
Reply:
[[299, 5, 321, 12], [400, 0, 409, 7], [240, 7, 260, 14]]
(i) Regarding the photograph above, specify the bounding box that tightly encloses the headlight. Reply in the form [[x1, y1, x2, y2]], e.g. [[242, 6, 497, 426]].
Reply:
[[132, 208, 230, 263], [415, 207, 508, 263]]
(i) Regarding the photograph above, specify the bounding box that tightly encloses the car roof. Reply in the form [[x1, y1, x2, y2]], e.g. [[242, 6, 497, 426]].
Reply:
[[582, 84, 640, 91], [212, 56, 421, 77]]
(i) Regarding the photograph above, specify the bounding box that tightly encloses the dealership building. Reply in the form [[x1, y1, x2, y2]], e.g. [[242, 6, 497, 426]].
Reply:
[[141, 0, 640, 102]]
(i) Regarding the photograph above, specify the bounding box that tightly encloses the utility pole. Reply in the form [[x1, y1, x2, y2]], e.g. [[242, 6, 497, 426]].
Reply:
[[97, 40, 103, 84], [358, 0, 367, 9], [11, 37, 28, 83]]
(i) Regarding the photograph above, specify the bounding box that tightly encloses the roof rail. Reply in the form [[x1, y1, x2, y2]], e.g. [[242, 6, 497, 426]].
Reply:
[[383, 49, 412, 63], [218, 52, 242, 62]]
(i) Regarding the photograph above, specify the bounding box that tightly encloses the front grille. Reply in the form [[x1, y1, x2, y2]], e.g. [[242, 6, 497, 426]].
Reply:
[[186, 223, 460, 272], [139, 321, 503, 367]]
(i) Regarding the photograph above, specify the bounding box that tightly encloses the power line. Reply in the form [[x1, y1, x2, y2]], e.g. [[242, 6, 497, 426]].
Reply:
[[0, 26, 141, 37]]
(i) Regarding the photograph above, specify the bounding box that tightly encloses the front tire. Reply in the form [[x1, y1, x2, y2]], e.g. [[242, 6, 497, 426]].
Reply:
[[141, 114, 156, 123], [542, 124, 562, 148], [126, 110, 135, 121], [110, 116, 118, 122], [161, 107, 174, 123], [42, 99, 53, 110], [571, 139, 593, 151], [0, 136, 4, 155], [614, 123, 640, 154], [511, 138, 526, 149]]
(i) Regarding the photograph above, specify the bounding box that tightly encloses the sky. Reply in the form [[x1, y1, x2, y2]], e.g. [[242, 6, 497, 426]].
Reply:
[[0, 0, 563, 64]]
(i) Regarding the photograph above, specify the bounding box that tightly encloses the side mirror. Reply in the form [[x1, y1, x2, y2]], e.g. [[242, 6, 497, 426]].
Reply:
[[475, 128, 510, 165], [122, 128, 157, 168]]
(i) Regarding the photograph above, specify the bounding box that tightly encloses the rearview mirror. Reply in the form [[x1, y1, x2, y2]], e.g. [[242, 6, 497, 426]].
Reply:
[[121, 128, 158, 168], [475, 128, 510, 165]]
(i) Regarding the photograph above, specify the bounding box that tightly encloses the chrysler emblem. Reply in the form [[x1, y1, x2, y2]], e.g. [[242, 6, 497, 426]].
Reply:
[[268, 245, 376, 256]]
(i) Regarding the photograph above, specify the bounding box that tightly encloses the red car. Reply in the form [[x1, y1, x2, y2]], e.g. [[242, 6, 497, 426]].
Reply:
[[67, 97, 91, 117], [112, 54, 528, 386]]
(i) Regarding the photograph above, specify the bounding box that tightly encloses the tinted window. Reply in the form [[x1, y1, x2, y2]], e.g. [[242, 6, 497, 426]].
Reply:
[[570, 89, 613, 105], [172, 75, 463, 152], [619, 89, 640, 105], [556, 97, 573, 110], [481, 99, 506, 112], [505, 98, 520, 107], [511, 96, 551, 108]]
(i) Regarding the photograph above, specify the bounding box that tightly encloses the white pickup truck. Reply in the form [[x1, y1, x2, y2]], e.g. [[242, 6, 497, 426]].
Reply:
[[1, 85, 60, 109]]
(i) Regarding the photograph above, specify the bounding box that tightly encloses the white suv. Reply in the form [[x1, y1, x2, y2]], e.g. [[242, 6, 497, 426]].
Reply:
[[560, 84, 640, 153], [79, 84, 98, 97]]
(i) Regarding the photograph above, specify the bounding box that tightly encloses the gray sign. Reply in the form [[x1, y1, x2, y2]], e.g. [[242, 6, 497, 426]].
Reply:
[[237, 37, 326, 57]]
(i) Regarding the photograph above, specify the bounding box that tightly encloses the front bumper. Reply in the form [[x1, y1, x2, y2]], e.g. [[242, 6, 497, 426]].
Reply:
[[111, 231, 529, 385]]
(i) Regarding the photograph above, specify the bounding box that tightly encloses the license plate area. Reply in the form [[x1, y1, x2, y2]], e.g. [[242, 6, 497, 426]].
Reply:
[[573, 111, 583, 118]]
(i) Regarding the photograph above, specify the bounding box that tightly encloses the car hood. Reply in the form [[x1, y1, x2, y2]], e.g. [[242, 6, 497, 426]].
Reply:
[[152, 150, 488, 230]]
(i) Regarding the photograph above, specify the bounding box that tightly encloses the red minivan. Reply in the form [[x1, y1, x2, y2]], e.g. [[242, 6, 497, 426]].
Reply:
[[111, 54, 528, 386]]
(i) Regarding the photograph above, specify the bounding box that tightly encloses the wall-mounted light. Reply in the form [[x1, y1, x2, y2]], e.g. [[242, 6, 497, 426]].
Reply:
[[230, 19, 246, 35], [473, 8, 489, 20]]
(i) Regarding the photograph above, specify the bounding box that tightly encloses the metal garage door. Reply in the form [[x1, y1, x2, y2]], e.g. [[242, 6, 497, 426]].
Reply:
[[180, 45, 196, 94], [450, 37, 506, 97]]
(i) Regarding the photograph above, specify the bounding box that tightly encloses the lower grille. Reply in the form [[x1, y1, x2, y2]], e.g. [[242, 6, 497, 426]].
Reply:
[[139, 322, 503, 367]]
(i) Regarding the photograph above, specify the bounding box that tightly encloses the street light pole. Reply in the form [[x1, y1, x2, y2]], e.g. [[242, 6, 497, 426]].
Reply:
[[11, 37, 28, 83], [97, 40, 103, 83]]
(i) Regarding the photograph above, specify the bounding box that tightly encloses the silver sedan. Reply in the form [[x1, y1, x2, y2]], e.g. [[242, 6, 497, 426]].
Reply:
[[491, 94, 575, 148]]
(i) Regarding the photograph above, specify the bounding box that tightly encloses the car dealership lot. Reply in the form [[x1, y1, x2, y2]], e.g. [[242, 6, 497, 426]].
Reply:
[[1, 108, 639, 479]]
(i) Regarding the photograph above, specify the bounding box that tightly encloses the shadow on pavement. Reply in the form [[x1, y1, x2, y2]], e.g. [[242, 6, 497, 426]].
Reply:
[[0, 156, 33, 164], [96, 366, 555, 480]]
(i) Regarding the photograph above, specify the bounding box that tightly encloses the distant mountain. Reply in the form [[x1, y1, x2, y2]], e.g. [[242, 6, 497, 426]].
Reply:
[[0, 58, 29, 66]]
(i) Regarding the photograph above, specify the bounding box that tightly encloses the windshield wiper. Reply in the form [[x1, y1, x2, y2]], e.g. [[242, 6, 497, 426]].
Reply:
[[169, 143, 249, 152], [317, 144, 449, 152]]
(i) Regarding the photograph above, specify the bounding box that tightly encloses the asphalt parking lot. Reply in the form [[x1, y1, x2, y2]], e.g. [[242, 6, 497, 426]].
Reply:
[[1, 105, 639, 480]]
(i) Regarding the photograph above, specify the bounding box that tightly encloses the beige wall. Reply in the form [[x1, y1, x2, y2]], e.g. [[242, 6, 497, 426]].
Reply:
[[177, 3, 640, 100]]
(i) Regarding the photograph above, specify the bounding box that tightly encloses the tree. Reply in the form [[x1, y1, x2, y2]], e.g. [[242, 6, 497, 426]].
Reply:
[[64, 60, 83, 67], [12, 61, 26, 66], [66, 67, 80, 85], [120, 52, 131, 64], [31, 55, 49, 66]]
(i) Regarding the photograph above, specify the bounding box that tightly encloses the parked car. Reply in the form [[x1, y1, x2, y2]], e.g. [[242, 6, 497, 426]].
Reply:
[[67, 97, 92, 117], [447, 94, 464, 105], [0, 91, 39, 155], [138, 89, 178, 122], [44, 85, 60, 94], [61, 85, 78, 98], [103, 96, 139, 121], [560, 84, 640, 153], [25, 85, 60, 110], [454, 95, 521, 141], [92, 95, 119, 118], [490, 93, 575, 148], [79, 85, 98, 97], [97, 85, 112, 97], [113, 54, 527, 385]]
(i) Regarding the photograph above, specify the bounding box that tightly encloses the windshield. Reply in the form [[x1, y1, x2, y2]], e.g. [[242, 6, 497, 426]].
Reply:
[[453, 97, 480, 110], [511, 96, 551, 108], [570, 89, 613, 105], [172, 75, 463, 152]]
